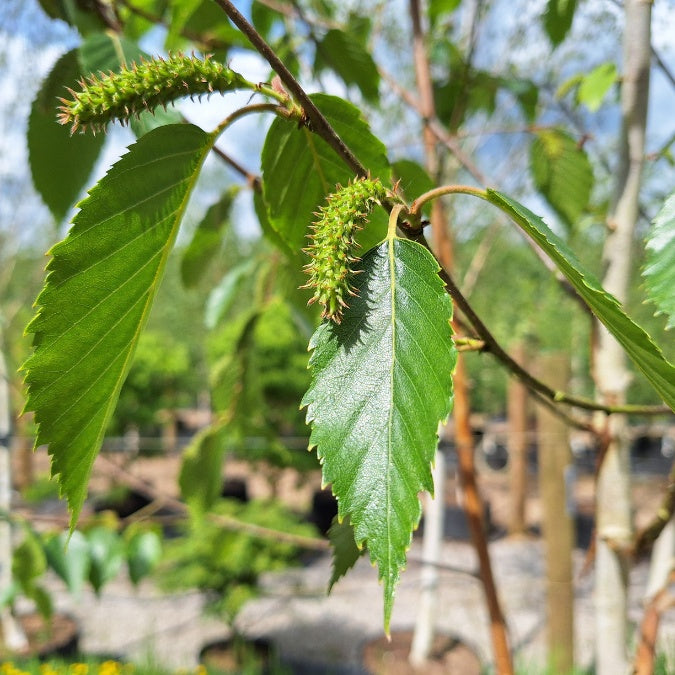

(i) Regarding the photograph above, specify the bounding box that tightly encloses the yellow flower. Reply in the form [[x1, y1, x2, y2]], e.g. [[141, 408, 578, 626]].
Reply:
[[70, 665, 88, 675], [97, 662, 121, 675]]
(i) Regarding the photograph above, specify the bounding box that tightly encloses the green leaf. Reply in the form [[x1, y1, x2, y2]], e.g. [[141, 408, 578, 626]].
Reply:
[[43, 530, 90, 596], [78, 32, 144, 75], [181, 188, 236, 288], [530, 129, 593, 229], [429, 0, 461, 26], [28, 49, 105, 222], [643, 192, 675, 330], [328, 515, 363, 591], [205, 258, 258, 329], [130, 107, 184, 137], [500, 77, 539, 122], [126, 530, 163, 585], [87, 527, 125, 593], [261, 93, 391, 251], [302, 234, 456, 631], [179, 425, 228, 510], [392, 159, 435, 217], [315, 29, 380, 102], [23, 124, 215, 527], [542, 0, 577, 47], [577, 62, 617, 112], [13, 534, 47, 590], [487, 189, 675, 410]]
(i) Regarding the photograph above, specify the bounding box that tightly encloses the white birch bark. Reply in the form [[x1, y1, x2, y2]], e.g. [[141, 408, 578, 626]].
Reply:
[[593, 2, 651, 673], [409, 448, 445, 666], [0, 345, 28, 650]]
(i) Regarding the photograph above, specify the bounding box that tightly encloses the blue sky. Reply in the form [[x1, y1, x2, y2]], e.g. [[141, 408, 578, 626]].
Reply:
[[1, 0, 674, 252]]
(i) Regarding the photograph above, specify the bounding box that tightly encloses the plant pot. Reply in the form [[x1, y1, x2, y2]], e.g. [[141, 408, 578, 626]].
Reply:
[[0, 612, 80, 660], [199, 635, 275, 673], [361, 630, 481, 675]]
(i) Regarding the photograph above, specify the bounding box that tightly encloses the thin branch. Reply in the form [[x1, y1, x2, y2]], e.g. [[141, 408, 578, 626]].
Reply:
[[416, 234, 670, 416], [212, 0, 367, 178], [633, 459, 675, 558], [97, 455, 329, 551]]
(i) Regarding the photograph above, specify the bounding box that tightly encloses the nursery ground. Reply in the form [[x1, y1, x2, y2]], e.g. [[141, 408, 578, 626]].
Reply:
[[14, 448, 675, 673]]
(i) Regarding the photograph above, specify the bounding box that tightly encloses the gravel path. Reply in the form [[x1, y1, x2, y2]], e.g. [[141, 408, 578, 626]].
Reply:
[[36, 536, 675, 673]]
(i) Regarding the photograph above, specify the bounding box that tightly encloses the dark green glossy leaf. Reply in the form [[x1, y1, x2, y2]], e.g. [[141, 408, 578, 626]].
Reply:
[[488, 190, 675, 410], [181, 188, 236, 288], [28, 49, 105, 222], [542, 0, 577, 47], [302, 235, 456, 630], [23, 124, 215, 527], [261, 93, 391, 251], [315, 29, 380, 102], [530, 129, 593, 229], [643, 192, 675, 330]]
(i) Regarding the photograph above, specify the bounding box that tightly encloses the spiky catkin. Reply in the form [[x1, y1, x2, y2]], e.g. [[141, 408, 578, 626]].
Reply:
[[58, 53, 249, 133], [303, 177, 387, 323]]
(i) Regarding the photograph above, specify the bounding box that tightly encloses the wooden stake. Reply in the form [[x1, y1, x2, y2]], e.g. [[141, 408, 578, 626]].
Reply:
[[536, 353, 574, 672]]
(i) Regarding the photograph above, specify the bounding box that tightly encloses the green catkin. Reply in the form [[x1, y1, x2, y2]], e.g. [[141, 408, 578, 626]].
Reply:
[[303, 177, 388, 323], [57, 53, 250, 134]]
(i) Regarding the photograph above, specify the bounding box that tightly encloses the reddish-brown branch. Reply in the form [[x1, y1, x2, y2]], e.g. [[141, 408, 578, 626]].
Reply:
[[408, 1, 513, 672]]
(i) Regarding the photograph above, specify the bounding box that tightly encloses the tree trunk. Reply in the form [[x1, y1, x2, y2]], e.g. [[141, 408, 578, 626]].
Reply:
[[537, 353, 574, 672], [634, 517, 675, 674], [0, 346, 28, 651], [593, 2, 651, 673], [409, 448, 445, 666], [507, 344, 529, 536]]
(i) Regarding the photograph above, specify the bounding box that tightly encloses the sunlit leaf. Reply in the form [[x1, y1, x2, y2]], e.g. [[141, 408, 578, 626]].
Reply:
[[23, 124, 215, 527], [577, 62, 617, 112], [261, 93, 391, 251], [302, 233, 456, 630]]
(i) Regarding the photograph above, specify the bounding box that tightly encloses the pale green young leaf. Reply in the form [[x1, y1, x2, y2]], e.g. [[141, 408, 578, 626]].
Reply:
[[488, 190, 675, 410], [328, 515, 364, 591], [302, 236, 456, 631], [577, 62, 617, 112], [643, 192, 675, 330], [28, 49, 104, 222], [542, 0, 577, 47], [530, 129, 593, 229], [23, 124, 215, 528], [261, 93, 391, 251], [181, 188, 237, 288], [315, 29, 380, 102]]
